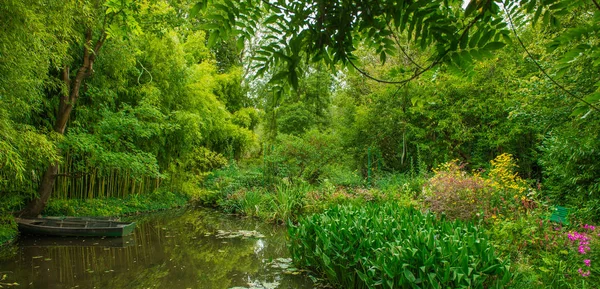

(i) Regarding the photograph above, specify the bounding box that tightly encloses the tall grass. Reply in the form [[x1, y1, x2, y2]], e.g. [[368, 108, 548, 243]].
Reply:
[[239, 189, 265, 217], [269, 183, 307, 222]]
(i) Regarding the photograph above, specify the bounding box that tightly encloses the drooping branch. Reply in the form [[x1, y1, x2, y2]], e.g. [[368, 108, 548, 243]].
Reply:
[[344, 2, 487, 85], [346, 57, 442, 85], [386, 21, 424, 70], [592, 0, 600, 11], [503, 5, 600, 112]]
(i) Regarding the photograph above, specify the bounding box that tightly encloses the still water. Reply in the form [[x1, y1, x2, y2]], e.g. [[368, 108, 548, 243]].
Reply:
[[0, 207, 314, 289]]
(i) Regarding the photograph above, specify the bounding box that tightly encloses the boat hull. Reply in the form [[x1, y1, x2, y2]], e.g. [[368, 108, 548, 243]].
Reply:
[[16, 218, 136, 237]]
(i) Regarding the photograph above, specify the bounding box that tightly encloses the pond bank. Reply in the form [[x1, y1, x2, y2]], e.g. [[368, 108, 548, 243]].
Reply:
[[0, 191, 190, 247], [0, 206, 314, 289]]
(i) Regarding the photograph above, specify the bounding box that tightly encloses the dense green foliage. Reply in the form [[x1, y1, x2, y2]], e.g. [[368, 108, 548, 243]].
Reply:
[[0, 0, 256, 213], [2, 0, 600, 288], [288, 203, 511, 288], [44, 191, 189, 217]]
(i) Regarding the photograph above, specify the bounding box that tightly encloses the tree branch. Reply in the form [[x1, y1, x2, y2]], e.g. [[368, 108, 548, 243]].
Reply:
[[347, 57, 440, 85], [592, 0, 600, 11], [386, 21, 424, 70], [374, 0, 424, 70], [503, 6, 600, 112], [345, 1, 488, 85]]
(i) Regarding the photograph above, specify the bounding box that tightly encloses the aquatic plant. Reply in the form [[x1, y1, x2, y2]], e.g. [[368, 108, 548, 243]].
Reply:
[[288, 203, 512, 288]]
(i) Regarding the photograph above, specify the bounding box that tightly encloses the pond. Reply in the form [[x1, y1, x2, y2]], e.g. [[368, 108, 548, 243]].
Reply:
[[0, 207, 314, 289]]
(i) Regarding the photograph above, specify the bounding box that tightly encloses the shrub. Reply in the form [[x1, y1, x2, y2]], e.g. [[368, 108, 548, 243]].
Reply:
[[0, 215, 17, 245], [423, 160, 491, 220], [320, 164, 363, 187], [204, 165, 265, 206], [424, 155, 535, 221], [375, 173, 425, 198], [268, 130, 342, 183], [288, 203, 512, 288], [43, 192, 188, 217]]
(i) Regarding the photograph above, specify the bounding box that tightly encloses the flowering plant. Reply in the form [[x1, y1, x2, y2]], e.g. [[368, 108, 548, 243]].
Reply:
[[567, 224, 599, 278]]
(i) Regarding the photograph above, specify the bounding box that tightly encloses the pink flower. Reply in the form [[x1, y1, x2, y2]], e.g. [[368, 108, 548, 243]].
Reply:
[[584, 224, 596, 231], [578, 245, 591, 254], [584, 259, 591, 267], [578, 268, 591, 277]]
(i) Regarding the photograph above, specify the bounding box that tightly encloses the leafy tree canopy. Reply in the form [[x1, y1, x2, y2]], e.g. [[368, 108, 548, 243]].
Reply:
[[195, 0, 600, 112]]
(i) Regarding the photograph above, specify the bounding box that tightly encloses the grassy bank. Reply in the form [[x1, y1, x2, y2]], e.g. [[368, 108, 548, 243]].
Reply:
[[200, 155, 600, 288], [44, 190, 189, 217]]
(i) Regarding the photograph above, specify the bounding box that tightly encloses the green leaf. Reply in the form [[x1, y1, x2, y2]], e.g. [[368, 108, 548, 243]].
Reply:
[[477, 31, 493, 48], [236, 36, 245, 50], [380, 51, 387, 64], [584, 92, 600, 103], [482, 41, 506, 51], [469, 29, 481, 49], [270, 71, 288, 83], [190, 2, 203, 17], [464, 0, 478, 18], [532, 5, 543, 24], [264, 14, 279, 24], [207, 30, 220, 47], [404, 269, 416, 283]]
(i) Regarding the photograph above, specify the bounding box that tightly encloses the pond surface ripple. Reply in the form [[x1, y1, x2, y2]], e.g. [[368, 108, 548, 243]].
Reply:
[[0, 207, 314, 289]]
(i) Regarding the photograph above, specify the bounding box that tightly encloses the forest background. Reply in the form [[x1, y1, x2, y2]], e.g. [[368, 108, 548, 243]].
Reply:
[[1, 0, 600, 287]]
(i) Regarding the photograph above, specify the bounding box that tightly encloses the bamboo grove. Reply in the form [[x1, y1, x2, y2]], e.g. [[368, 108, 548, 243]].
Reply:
[[0, 0, 256, 217]]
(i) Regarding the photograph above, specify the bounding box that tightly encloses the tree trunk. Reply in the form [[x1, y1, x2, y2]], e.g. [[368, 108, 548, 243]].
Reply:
[[20, 30, 105, 217]]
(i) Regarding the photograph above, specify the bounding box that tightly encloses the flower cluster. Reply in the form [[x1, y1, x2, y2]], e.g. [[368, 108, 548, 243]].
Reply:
[[568, 231, 591, 254], [567, 224, 597, 277]]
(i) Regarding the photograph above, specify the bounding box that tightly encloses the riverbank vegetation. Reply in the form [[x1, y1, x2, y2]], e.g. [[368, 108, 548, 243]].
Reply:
[[0, 0, 252, 240], [2, 0, 600, 288]]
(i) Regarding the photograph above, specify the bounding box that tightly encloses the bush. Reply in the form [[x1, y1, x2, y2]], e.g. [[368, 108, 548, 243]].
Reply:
[[320, 164, 363, 187], [424, 155, 535, 221], [423, 160, 492, 220], [0, 215, 17, 245], [268, 130, 342, 183], [216, 182, 309, 223], [288, 203, 512, 288]]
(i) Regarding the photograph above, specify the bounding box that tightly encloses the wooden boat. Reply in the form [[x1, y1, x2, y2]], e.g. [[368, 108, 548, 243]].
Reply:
[[16, 218, 136, 237]]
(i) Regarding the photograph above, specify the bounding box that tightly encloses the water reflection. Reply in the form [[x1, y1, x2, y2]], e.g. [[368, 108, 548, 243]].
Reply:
[[0, 207, 313, 289]]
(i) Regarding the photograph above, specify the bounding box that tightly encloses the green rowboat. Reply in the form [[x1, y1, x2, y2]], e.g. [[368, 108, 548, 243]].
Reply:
[[16, 218, 136, 237]]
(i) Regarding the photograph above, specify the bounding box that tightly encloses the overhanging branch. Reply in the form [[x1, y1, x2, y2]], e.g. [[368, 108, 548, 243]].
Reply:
[[503, 5, 600, 112]]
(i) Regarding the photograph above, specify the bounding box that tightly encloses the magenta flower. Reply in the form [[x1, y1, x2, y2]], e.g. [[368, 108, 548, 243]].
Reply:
[[578, 268, 591, 277], [584, 259, 591, 267]]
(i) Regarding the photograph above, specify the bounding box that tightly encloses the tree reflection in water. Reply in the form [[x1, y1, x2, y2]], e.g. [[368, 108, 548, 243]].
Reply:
[[0, 207, 313, 289]]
